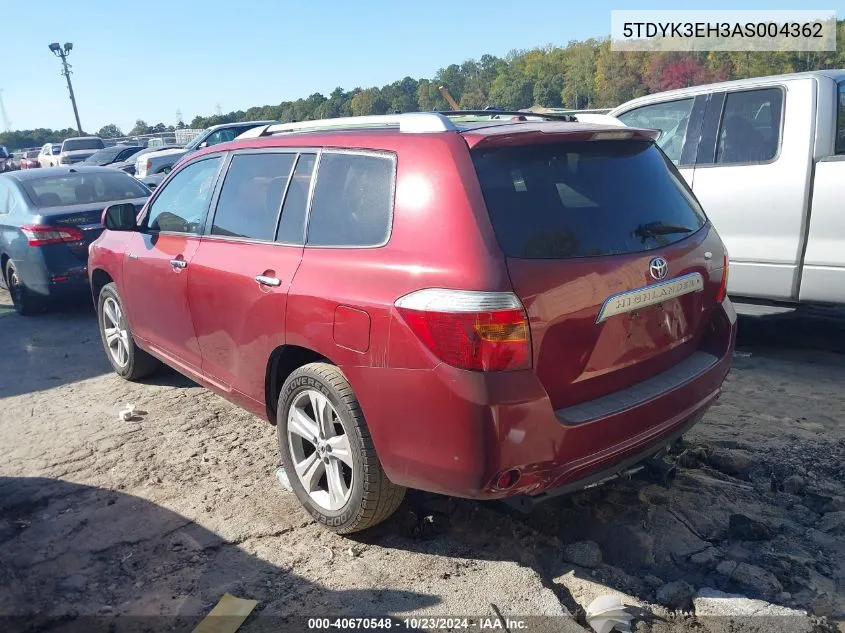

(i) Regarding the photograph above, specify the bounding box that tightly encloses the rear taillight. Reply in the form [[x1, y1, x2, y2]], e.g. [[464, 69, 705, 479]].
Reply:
[[20, 225, 85, 247], [715, 253, 729, 303], [395, 289, 531, 372]]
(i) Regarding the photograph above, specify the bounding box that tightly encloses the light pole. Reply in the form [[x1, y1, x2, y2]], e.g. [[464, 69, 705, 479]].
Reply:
[[49, 42, 83, 135]]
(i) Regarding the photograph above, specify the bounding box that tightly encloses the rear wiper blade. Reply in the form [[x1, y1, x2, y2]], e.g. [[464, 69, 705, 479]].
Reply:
[[634, 222, 693, 238]]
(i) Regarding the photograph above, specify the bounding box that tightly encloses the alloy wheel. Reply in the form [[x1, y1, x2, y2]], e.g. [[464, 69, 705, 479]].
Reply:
[[287, 389, 354, 512], [102, 296, 130, 367]]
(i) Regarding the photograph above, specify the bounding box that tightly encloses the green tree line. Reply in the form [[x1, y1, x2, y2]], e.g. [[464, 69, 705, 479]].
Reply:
[[3, 23, 843, 151]]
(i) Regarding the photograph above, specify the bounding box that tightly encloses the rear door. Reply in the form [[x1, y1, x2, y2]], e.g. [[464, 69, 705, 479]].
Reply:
[[122, 155, 224, 370], [188, 151, 315, 403], [470, 138, 726, 410], [690, 82, 813, 301]]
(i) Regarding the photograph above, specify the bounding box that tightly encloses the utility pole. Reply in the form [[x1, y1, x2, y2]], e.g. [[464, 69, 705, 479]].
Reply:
[[48, 42, 83, 135], [0, 89, 10, 132]]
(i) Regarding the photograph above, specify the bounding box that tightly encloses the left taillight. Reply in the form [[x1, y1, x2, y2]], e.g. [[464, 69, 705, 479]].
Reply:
[[395, 288, 532, 372], [715, 253, 729, 303], [20, 224, 85, 247]]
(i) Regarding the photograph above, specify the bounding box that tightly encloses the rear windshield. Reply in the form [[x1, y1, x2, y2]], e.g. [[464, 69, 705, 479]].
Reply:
[[63, 138, 105, 151], [472, 141, 706, 259], [22, 172, 150, 208]]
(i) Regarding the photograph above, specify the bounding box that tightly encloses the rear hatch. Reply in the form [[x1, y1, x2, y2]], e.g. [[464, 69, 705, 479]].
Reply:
[[467, 129, 725, 410]]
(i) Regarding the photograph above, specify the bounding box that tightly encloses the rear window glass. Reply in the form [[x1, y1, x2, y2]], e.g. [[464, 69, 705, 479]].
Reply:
[[22, 172, 150, 208], [63, 138, 105, 151], [306, 152, 394, 247], [472, 141, 706, 259]]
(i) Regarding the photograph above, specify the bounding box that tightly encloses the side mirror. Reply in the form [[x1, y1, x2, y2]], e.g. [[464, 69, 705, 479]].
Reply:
[[196, 141, 208, 150], [103, 203, 138, 231]]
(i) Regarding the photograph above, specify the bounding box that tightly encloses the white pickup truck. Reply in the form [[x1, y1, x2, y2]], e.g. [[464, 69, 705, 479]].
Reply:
[[610, 70, 845, 308]]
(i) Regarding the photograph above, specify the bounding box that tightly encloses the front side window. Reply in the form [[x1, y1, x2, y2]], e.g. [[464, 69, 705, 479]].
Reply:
[[205, 128, 241, 147], [836, 81, 845, 154], [211, 152, 296, 240], [716, 88, 783, 164], [145, 157, 222, 233], [618, 98, 694, 164], [306, 153, 395, 247]]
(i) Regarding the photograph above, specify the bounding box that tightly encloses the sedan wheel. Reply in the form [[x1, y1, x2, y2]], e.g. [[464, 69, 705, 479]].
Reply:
[[5, 262, 41, 316]]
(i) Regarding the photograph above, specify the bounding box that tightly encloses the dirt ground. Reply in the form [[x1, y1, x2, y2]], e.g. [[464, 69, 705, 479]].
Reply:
[[1, 288, 843, 633]]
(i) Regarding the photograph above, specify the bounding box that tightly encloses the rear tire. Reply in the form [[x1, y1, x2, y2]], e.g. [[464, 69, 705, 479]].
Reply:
[[277, 362, 405, 533], [5, 261, 43, 316], [97, 282, 160, 380]]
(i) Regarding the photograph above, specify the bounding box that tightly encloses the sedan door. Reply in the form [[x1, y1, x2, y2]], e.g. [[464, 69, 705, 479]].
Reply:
[[188, 151, 315, 408], [121, 155, 224, 371]]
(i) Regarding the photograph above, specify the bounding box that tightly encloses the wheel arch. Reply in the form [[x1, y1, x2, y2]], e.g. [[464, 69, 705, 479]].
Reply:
[[90, 268, 114, 304], [265, 344, 334, 424]]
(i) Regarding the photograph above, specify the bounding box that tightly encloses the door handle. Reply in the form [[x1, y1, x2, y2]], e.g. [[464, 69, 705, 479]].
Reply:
[[170, 259, 187, 270], [255, 275, 281, 287], [128, 254, 139, 260]]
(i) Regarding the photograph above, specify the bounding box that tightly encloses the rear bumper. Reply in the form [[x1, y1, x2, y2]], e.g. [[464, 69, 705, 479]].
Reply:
[[348, 300, 736, 500], [12, 252, 90, 301]]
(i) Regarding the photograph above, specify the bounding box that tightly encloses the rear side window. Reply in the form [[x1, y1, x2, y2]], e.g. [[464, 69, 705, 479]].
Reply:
[[211, 153, 296, 241], [472, 141, 706, 259], [306, 153, 395, 247], [836, 81, 845, 154], [716, 88, 783, 164], [276, 153, 316, 244]]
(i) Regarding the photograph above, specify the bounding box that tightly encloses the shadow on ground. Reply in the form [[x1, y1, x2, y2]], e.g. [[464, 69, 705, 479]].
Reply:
[[0, 477, 438, 633], [0, 291, 195, 398]]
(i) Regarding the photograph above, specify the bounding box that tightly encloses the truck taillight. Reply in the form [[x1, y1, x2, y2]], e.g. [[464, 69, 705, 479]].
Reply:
[[395, 289, 531, 372], [20, 225, 85, 247], [715, 253, 729, 303]]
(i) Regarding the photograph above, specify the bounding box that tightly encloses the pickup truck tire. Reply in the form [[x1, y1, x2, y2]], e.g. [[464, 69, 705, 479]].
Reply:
[[97, 283, 160, 380], [277, 362, 405, 533], [5, 261, 43, 316]]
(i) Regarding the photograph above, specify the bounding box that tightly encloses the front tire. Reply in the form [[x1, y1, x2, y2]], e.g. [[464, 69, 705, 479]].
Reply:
[[97, 282, 160, 380], [277, 363, 405, 533]]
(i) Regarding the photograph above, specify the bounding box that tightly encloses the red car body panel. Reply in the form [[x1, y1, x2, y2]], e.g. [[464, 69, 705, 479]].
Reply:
[[89, 122, 736, 502]]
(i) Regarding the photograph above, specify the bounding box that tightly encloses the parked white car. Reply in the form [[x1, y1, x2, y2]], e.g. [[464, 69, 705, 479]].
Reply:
[[37, 143, 61, 168], [610, 70, 845, 307], [134, 120, 277, 183], [56, 137, 105, 165]]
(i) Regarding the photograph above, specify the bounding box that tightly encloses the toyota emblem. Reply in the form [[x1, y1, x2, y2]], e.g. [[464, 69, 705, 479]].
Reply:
[[649, 257, 668, 281]]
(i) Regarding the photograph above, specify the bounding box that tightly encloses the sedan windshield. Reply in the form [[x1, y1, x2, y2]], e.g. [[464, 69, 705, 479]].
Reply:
[[83, 147, 123, 165], [22, 172, 150, 208]]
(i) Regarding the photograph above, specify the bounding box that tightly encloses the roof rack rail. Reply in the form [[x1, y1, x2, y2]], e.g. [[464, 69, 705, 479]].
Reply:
[[438, 109, 576, 121], [239, 112, 459, 139]]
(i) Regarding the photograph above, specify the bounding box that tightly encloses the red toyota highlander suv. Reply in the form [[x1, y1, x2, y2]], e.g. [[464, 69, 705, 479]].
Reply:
[[89, 111, 736, 533]]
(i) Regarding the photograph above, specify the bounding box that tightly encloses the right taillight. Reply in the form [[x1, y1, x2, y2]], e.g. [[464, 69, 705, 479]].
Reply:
[[715, 253, 729, 303], [20, 224, 85, 247], [395, 289, 531, 372]]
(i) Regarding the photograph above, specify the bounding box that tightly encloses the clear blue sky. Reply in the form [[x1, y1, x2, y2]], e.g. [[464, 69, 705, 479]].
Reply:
[[2, 0, 841, 133]]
